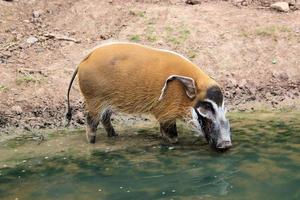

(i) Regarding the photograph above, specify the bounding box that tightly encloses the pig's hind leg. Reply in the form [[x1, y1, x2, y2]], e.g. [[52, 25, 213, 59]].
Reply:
[[86, 111, 100, 144], [101, 107, 118, 137]]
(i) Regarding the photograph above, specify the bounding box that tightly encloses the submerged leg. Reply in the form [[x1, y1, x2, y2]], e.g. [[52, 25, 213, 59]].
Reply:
[[86, 112, 100, 144], [101, 108, 118, 137], [159, 121, 178, 144]]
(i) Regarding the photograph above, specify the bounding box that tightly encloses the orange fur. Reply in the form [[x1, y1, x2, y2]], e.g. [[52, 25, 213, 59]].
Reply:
[[77, 42, 218, 122]]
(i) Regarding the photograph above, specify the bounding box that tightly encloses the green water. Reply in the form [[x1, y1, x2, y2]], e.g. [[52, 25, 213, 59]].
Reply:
[[0, 112, 300, 200]]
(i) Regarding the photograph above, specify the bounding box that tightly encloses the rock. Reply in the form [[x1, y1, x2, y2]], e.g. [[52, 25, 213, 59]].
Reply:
[[286, 0, 296, 5], [228, 79, 238, 88], [185, 0, 201, 5], [270, 2, 290, 12], [290, 2, 300, 10], [260, 0, 272, 6], [11, 106, 22, 115], [32, 10, 43, 18], [272, 71, 289, 81], [238, 79, 248, 88], [277, 72, 289, 81], [26, 36, 38, 44], [241, 1, 248, 6], [232, 0, 244, 7]]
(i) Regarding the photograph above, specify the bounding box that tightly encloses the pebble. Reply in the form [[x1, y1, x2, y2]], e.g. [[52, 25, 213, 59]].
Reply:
[[11, 105, 22, 115], [44, 156, 49, 159], [32, 10, 43, 18], [157, 40, 164, 45], [185, 0, 201, 5], [168, 146, 175, 150], [270, 2, 290, 12], [26, 36, 38, 44]]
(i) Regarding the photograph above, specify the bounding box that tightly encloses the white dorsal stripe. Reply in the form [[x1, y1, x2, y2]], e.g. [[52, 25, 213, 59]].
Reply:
[[81, 41, 193, 65]]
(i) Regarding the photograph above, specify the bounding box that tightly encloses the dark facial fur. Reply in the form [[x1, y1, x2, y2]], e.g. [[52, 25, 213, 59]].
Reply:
[[194, 85, 224, 146], [205, 86, 223, 107]]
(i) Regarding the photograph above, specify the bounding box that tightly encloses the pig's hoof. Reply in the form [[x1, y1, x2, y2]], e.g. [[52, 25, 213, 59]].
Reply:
[[88, 135, 96, 144], [108, 130, 118, 137], [163, 136, 178, 144]]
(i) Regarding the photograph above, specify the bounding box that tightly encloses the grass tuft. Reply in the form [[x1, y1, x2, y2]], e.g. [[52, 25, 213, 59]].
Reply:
[[16, 75, 41, 85]]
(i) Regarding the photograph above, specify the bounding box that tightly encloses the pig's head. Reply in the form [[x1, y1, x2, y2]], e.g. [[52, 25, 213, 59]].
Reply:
[[192, 86, 232, 150]]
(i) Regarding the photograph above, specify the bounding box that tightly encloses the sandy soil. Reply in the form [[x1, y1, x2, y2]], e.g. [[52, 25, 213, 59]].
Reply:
[[0, 0, 300, 131]]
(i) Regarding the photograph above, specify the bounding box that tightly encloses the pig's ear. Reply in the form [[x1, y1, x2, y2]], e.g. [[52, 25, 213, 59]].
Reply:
[[158, 75, 197, 101]]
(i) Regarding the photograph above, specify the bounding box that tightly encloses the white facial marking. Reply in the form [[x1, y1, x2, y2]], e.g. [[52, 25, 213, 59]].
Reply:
[[189, 108, 204, 136], [203, 99, 226, 121]]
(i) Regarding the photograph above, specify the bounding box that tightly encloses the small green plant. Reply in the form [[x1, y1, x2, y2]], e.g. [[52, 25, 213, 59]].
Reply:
[[240, 25, 292, 39], [187, 49, 198, 60], [278, 26, 292, 33], [255, 25, 292, 36], [16, 75, 41, 85], [165, 26, 191, 45], [179, 29, 190, 41], [255, 26, 277, 37], [129, 10, 146, 17], [165, 26, 174, 33], [0, 85, 8, 92], [147, 35, 157, 42], [167, 37, 181, 45], [129, 35, 140, 42], [145, 26, 157, 42]]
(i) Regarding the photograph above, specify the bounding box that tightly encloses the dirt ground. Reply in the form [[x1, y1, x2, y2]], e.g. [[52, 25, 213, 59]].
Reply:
[[0, 0, 300, 131]]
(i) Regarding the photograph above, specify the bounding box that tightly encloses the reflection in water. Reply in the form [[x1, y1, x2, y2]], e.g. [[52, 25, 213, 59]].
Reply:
[[0, 112, 300, 200]]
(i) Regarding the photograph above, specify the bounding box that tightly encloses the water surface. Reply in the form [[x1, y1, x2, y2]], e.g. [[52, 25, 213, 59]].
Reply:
[[0, 112, 299, 200]]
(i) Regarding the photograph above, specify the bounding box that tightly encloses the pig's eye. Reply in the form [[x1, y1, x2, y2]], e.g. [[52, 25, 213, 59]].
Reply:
[[202, 102, 212, 110], [199, 102, 215, 115]]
